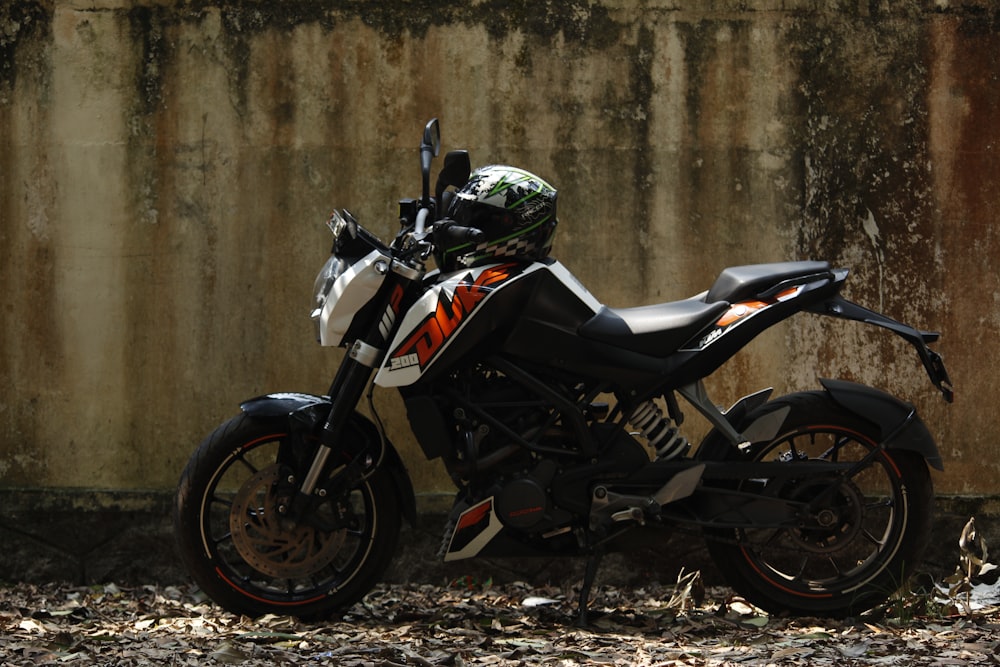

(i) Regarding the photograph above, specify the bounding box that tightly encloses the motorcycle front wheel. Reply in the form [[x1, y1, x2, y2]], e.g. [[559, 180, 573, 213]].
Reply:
[[698, 391, 934, 618], [174, 413, 400, 619]]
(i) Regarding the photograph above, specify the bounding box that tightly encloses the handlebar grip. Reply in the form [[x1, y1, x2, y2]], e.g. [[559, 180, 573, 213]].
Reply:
[[436, 222, 485, 246]]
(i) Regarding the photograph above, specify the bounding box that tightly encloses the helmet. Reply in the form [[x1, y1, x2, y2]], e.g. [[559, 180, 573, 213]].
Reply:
[[437, 165, 558, 272]]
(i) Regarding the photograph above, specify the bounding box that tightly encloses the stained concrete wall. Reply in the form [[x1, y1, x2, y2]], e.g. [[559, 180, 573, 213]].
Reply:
[[1, 1, 997, 503]]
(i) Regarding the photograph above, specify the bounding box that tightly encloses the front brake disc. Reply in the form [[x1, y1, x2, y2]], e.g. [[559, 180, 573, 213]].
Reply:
[[229, 464, 345, 578]]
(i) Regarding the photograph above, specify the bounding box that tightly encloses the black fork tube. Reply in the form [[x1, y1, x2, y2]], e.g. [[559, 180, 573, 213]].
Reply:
[[295, 359, 376, 497]]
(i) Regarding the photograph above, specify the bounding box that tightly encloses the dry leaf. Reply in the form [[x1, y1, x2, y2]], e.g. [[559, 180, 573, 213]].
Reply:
[[2, 577, 1000, 666]]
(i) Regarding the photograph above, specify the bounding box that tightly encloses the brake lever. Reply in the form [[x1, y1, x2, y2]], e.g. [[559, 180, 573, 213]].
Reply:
[[395, 236, 433, 264]]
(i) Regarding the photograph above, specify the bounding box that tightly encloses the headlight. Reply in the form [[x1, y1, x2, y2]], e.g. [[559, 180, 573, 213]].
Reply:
[[311, 254, 349, 318]]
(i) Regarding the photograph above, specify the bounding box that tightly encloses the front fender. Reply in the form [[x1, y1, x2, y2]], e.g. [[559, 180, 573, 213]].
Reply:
[[819, 378, 944, 471], [240, 392, 418, 525], [241, 391, 329, 416]]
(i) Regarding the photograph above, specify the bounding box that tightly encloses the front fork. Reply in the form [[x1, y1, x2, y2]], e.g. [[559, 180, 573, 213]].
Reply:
[[297, 359, 376, 497], [290, 268, 417, 520]]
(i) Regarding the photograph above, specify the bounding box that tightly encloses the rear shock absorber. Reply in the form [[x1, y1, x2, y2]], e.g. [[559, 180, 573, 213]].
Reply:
[[629, 400, 689, 460]]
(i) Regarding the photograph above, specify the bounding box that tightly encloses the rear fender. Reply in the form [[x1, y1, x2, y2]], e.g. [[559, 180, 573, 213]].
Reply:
[[819, 379, 944, 471], [240, 392, 418, 524], [722, 387, 773, 428], [696, 382, 944, 472]]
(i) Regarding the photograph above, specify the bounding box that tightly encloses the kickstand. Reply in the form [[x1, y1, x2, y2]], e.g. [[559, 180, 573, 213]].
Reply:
[[576, 550, 603, 627]]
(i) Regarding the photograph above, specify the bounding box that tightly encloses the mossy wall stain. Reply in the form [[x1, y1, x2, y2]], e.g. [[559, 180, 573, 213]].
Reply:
[[0, 1, 51, 98], [0, 1, 57, 484], [778, 14, 941, 400]]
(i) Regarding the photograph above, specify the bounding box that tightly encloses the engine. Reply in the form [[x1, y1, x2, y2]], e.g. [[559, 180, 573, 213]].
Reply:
[[487, 424, 651, 536], [415, 362, 652, 548], [493, 459, 570, 532]]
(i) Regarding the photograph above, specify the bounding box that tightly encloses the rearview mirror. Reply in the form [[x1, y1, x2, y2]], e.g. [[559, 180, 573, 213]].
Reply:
[[422, 118, 441, 158], [420, 118, 441, 208]]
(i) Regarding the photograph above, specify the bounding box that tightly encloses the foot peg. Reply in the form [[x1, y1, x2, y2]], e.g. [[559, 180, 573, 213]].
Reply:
[[589, 464, 705, 529]]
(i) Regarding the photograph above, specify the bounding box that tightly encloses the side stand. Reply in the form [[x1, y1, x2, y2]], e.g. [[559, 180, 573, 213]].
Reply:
[[576, 550, 603, 627]]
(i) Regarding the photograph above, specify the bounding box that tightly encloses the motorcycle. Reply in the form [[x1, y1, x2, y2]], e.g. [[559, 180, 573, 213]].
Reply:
[[174, 119, 953, 622]]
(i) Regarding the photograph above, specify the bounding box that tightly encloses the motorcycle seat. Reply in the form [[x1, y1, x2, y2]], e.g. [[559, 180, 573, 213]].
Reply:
[[579, 298, 730, 357], [706, 261, 833, 304]]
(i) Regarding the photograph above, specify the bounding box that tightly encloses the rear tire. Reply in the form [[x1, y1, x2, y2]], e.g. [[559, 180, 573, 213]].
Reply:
[[698, 391, 934, 618], [174, 413, 400, 619]]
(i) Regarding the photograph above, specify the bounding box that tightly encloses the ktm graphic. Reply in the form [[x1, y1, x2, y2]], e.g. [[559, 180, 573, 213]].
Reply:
[[693, 286, 805, 350], [387, 263, 524, 371]]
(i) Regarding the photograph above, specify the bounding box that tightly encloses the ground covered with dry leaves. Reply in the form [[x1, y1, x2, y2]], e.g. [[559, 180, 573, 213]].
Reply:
[[3, 576, 1000, 666]]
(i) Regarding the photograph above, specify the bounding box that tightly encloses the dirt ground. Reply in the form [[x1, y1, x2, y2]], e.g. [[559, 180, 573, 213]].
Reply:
[[2, 576, 999, 666]]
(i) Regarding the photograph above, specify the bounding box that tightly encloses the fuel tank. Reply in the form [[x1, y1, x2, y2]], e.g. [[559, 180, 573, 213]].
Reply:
[[375, 259, 601, 387]]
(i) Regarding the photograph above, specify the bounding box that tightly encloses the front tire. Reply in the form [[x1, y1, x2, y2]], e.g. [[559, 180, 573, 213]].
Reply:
[[699, 391, 934, 618], [174, 413, 401, 619]]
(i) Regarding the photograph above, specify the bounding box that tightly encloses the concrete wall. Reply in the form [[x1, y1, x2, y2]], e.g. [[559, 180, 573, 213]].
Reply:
[[1, 1, 997, 501]]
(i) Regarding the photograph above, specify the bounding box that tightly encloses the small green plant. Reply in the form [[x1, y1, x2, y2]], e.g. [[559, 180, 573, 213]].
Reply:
[[873, 571, 942, 623]]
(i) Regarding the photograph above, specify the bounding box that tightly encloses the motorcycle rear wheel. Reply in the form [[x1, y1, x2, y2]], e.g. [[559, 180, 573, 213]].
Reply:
[[699, 391, 933, 618], [174, 413, 400, 619]]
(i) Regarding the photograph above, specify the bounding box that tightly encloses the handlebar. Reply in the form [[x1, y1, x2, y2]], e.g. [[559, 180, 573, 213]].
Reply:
[[434, 220, 485, 247]]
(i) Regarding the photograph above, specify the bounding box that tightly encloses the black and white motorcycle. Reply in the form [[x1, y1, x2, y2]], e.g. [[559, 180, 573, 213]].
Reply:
[[174, 119, 953, 621]]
